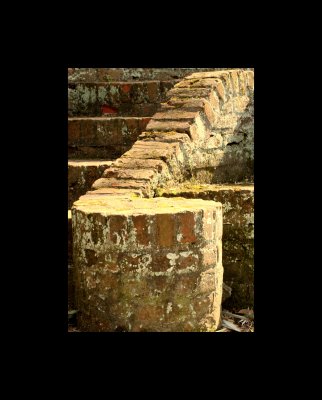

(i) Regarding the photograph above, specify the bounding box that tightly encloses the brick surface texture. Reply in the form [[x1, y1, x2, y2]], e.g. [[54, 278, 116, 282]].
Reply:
[[68, 68, 254, 330], [72, 197, 223, 332]]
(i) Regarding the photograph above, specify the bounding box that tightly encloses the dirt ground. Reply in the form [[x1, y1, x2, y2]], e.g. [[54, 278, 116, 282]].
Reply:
[[68, 308, 254, 333]]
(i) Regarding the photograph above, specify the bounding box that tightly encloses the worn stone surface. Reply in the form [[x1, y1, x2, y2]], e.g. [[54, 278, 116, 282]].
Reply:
[[156, 183, 254, 309], [72, 196, 223, 332], [68, 160, 113, 208], [111, 157, 169, 173], [91, 177, 155, 198]]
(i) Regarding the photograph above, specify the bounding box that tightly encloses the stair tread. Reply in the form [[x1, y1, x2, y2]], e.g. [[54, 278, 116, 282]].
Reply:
[[68, 160, 113, 166]]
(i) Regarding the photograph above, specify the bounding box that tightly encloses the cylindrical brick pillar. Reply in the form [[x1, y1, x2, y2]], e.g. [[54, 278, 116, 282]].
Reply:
[[72, 196, 223, 332]]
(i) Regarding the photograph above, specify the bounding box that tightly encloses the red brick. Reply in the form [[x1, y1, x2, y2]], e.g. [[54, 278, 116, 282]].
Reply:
[[151, 251, 172, 272], [68, 119, 81, 144], [122, 84, 131, 94], [135, 304, 164, 325], [118, 253, 142, 273], [174, 273, 199, 294], [109, 215, 128, 244], [146, 81, 159, 102], [68, 145, 124, 160], [132, 215, 150, 246], [156, 214, 175, 248], [177, 252, 199, 270], [101, 105, 118, 114], [177, 212, 197, 244], [140, 117, 152, 128], [100, 272, 120, 289]]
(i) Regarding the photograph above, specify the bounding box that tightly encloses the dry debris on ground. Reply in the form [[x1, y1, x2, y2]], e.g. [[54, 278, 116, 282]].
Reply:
[[216, 309, 254, 332], [68, 308, 254, 332]]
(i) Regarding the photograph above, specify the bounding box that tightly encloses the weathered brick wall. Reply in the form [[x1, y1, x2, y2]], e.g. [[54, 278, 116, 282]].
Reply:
[[70, 69, 254, 330], [72, 196, 223, 332], [68, 161, 113, 208], [68, 81, 176, 117], [91, 69, 254, 194], [68, 117, 151, 159], [68, 68, 253, 83]]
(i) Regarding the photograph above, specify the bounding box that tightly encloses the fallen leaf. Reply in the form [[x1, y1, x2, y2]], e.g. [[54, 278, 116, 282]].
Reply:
[[222, 319, 242, 332]]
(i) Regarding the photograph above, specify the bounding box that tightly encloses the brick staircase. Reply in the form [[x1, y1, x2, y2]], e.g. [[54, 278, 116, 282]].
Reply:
[[68, 68, 254, 332], [68, 68, 217, 311]]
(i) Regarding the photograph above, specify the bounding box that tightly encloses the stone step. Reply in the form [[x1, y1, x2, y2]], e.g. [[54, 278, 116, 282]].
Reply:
[[68, 80, 178, 117], [68, 117, 150, 159], [68, 160, 113, 208], [68, 68, 230, 83]]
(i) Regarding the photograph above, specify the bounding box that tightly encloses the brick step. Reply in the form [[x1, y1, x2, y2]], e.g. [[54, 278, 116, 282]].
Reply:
[[68, 80, 178, 117], [68, 117, 150, 159], [68, 68, 226, 83], [68, 160, 113, 208]]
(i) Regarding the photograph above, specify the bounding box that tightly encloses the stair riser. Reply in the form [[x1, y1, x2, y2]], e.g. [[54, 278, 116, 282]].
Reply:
[[68, 117, 150, 159], [68, 162, 112, 208], [68, 81, 176, 117], [68, 146, 126, 160], [68, 68, 222, 82], [68, 117, 150, 147]]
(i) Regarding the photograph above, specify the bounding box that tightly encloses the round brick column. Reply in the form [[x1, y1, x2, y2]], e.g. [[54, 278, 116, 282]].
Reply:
[[72, 196, 223, 332]]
